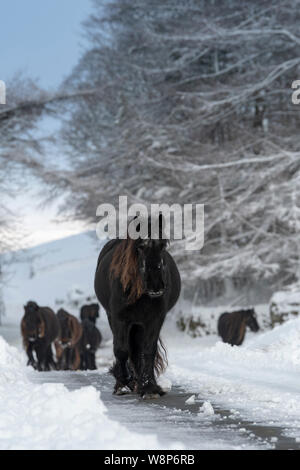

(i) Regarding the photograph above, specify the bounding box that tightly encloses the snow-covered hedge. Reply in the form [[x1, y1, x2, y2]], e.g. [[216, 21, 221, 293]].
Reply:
[[176, 304, 270, 337], [269, 285, 300, 327]]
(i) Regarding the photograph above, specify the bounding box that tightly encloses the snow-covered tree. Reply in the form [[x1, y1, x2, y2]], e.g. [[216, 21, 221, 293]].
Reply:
[[47, 0, 300, 299]]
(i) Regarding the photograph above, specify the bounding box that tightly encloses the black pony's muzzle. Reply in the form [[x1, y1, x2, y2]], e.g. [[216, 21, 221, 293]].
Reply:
[[147, 289, 164, 298]]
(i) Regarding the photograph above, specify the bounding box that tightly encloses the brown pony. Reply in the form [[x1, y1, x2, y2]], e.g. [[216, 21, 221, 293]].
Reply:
[[55, 309, 83, 370], [21, 301, 59, 371], [218, 308, 260, 346]]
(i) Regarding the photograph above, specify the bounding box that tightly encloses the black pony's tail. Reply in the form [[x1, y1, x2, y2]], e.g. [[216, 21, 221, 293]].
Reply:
[[154, 337, 168, 377]]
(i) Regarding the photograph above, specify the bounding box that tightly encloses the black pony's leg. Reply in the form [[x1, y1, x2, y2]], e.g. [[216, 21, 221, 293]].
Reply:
[[65, 348, 71, 370], [36, 343, 48, 371], [81, 352, 87, 370], [129, 325, 144, 387], [60, 349, 69, 370], [26, 343, 37, 369], [85, 351, 91, 370], [139, 341, 165, 398], [46, 344, 57, 370], [111, 347, 134, 394], [86, 351, 91, 370], [89, 351, 97, 370], [130, 317, 166, 398], [128, 324, 164, 398], [128, 324, 144, 390], [110, 321, 135, 394]]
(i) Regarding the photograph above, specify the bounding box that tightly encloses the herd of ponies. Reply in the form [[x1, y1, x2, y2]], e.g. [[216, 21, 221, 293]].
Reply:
[[21, 301, 102, 372], [20, 300, 260, 374]]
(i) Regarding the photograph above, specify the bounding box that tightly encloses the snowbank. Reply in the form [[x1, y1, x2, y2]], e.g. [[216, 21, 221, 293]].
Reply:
[[0, 336, 173, 450], [165, 316, 300, 440]]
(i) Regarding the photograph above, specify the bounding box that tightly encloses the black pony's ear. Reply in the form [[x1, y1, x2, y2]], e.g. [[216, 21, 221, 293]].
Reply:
[[160, 238, 169, 249]]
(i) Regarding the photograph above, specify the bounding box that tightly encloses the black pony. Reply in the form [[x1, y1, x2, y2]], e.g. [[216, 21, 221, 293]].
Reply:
[[80, 304, 100, 324], [218, 308, 260, 346], [94, 220, 181, 398], [21, 301, 59, 371], [80, 319, 102, 370]]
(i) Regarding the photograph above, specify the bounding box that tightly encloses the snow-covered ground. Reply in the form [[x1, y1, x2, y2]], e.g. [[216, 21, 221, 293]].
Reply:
[[1, 231, 300, 449], [0, 336, 175, 450], [164, 318, 300, 444]]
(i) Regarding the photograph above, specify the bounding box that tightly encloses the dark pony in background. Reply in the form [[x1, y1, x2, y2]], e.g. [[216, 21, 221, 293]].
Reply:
[[80, 304, 100, 324], [55, 309, 83, 370], [80, 319, 102, 370], [21, 301, 59, 371], [94, 216, 181, 398], [218, 308, 260, 346]]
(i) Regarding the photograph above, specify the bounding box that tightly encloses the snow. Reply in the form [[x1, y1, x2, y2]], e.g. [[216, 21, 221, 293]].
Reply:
[[3, 231, 101, 312], [0, 336, 178, 450], [157, 375, 172, 392], [2, 230, 300, 448], [1, 231, 113, 343], [185, 395, 196, 404], [176, 303, 271, 337], [164, 315, 300, 441], [270, 285, 300, 318], [198, 401, 214, 416]]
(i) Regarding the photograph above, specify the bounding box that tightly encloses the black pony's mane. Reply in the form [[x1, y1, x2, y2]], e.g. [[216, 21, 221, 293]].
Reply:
[[110, 238, 144, 304]]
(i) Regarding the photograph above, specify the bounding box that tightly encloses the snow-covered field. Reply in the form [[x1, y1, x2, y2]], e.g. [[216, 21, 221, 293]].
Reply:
[[2, 231, 105, 330], [1, 231, 300, 449]]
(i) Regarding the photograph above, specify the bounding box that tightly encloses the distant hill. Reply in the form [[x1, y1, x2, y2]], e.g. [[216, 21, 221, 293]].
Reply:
[[2, 231, 106, 325]]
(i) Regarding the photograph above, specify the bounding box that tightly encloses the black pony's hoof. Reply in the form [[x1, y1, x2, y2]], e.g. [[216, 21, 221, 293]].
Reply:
[[114, 386, 131, 395], [113, 378, 135, 395], [113, 374, 136, 395], [142, 392, 161, 400], [139, 382, 165, 399], [27, 360, 37, 369], [113, 383, 132, 395], [126, 378, 136, 392]]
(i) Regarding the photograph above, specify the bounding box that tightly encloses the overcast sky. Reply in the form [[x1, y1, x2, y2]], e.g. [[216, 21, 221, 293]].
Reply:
[[1, 1, 95, 248]]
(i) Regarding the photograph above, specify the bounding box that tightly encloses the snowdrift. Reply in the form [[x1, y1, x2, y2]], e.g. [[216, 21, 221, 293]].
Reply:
[[0, 336, 173, 450], [166, 316, 300, 440]]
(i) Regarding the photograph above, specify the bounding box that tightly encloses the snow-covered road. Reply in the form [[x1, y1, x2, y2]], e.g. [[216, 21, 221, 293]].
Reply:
[[28, 369, 272, 450], [0, 324, 269, 450], [2, 319, 300, 449], [3, 233, 300, 449]]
